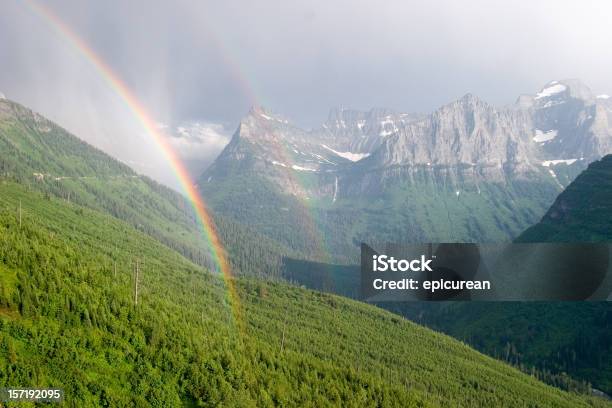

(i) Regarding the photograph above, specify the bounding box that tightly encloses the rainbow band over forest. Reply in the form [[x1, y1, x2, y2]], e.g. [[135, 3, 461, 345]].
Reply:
[[24, 0, 243, 330]]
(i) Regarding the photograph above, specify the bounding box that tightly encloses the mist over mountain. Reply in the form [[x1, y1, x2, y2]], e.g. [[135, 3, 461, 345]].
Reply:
[[162, 120, 232, 180]]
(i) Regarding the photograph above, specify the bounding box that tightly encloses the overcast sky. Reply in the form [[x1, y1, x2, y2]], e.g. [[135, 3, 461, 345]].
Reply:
[[1, 0, 612, 189]]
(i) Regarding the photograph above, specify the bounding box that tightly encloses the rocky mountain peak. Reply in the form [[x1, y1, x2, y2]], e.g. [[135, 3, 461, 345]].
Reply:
[[433, 93, 493, 119], [457, 93, 489, 108], [233, 106, 293, 143], [245, 105, 289, 124], [326, 106, 396, 121], [205, 78, 612, 202], [430, 93, 497, 130], [533, 79, 595, 107], [320, 106, 425, 155], [514, 80, 596, 111], [556, 79, 594, 101]]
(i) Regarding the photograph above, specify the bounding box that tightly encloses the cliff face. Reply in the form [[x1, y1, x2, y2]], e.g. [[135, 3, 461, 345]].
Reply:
[[197, 80, 612, 256]]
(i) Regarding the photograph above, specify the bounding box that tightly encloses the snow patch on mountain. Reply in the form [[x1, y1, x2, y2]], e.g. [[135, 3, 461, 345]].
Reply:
[[329, 119, 347, 129], [547, 168, 564, 188], [321, 144, 370, 162], [379, 129, 396, 137], [0, 92, 5, 100], [291, 165, 317, 172], [258, 112, 289, 124], [535, 83, 567, 100], [536, 100, 566, 109], [542, 159, 578, 167], [533, 129, 558, 143]]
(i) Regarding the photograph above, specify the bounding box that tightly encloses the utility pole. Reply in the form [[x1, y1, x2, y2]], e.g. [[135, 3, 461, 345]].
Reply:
[[134, 259, 140, 306], [280, 318, 287, 353]]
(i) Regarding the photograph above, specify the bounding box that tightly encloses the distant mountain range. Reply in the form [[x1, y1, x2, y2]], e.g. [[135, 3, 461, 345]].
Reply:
[[199, 79, 612, 260]]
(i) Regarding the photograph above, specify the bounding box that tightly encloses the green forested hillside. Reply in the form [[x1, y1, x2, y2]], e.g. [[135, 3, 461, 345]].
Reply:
[[393, 156, 612, 395], [280, 255, 612, 396], [390, 302, 612, 395], [517, 155, 612, 243], [0, 182, 607, 407], [198, 164, 560, 264], [0, 97, 295, 279]]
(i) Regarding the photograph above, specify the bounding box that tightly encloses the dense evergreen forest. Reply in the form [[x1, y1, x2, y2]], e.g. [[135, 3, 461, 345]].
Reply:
[[2, 182, 608, 406], [390, 302, 612, 396], [517, 155, 612, 243], [280, 256, 612, 396], [1, 97, 611, 405]]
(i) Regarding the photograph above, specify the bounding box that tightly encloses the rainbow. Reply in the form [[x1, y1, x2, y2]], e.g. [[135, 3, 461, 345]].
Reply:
[[23, 0, 244, 331]]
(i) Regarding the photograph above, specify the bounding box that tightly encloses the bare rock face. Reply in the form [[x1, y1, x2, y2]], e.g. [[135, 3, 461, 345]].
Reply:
[[364, 94, 531, 167], [202, 106, 350, 197], [530, 80, 612, 162], [316, 107, 424, 155], [198, 79, 612, 249], [202, 79, 612, 200], [377, 79, 611, 168]]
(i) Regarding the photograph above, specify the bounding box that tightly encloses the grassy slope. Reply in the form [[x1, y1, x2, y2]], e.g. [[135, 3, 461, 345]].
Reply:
[[0, 182, 607, 407]]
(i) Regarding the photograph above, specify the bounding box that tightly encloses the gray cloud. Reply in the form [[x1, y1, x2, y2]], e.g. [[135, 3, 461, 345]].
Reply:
[[169, 122, 231, 157], [1, 0, 611, 190]]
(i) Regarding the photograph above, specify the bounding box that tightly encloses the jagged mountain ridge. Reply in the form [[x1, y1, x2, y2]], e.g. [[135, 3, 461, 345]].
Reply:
[[203, 79, 611, 199], [319, 107, 425, 155], [198, 79, 612, 259], [339, 80, 611, 196], [203, 106, 351, 198]]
